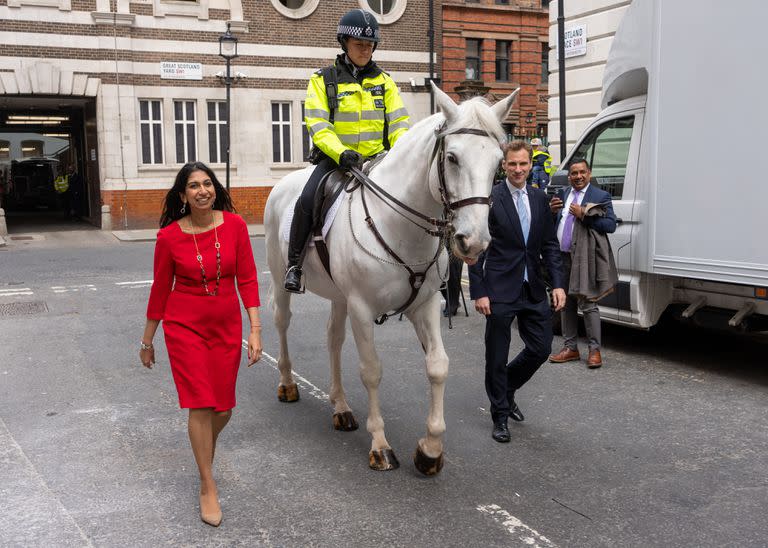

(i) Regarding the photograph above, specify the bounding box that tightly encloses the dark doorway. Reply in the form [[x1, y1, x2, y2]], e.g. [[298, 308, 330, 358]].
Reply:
[[0, 95, 100, 233]]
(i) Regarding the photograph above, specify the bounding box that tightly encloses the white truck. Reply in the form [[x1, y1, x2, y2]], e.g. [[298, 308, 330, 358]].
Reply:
[[549, 0, 768, 333]]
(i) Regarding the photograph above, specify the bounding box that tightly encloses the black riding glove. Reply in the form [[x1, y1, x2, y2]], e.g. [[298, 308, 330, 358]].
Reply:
[[339, 150, 364, 171]]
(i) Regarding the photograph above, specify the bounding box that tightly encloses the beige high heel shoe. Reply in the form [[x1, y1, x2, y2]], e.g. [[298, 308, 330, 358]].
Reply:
[[199, 493, 222, 527]]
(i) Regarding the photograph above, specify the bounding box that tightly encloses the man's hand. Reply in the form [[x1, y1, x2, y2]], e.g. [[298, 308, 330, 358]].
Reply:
[[569, 203, 585, 220], [339, 150, 364, 170], [550, 196, 564, 214], [474, 296, 491, 316], [551, 288, 566, 312]]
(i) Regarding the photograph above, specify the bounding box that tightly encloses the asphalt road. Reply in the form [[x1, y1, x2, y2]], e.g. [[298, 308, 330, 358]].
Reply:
[[1, 229, 767, 547]]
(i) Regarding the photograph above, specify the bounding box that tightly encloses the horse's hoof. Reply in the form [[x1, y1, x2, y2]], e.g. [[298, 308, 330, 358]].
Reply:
[[332, 411, 359, 431], [277, 383, 300, 403], [369, 448, 400, 471], [413, 445, 444, 476]]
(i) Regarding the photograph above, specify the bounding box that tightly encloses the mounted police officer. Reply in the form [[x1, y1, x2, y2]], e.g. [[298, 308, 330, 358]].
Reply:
[[284, 8, 411, 293]]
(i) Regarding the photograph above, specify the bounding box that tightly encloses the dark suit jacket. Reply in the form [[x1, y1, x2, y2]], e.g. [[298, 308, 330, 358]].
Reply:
[[469, 182, 564, 304], [555, 184, 617, 235]]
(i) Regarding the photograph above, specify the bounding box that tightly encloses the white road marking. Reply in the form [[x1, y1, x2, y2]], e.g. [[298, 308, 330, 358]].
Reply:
[[0, 288, 34, 296], [477, 504, 556, 547], [242, 340, 329, 401], [115, 280, 153, 286], [51, 284, 97, 293]]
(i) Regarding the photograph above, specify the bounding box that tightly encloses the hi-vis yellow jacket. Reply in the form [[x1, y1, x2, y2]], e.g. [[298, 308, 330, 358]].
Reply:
[[304, 55, 410, 164], [54, 174, 69, 194]]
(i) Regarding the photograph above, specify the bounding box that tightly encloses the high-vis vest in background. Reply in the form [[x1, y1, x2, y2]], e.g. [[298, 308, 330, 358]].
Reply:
[[304, 55, 410, 164], [54, 174, 69, 194]]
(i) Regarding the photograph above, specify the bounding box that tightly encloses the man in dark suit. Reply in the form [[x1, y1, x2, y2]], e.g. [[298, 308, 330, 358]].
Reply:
[[548, 158, 617, 368], [467, 140, 566, 443]]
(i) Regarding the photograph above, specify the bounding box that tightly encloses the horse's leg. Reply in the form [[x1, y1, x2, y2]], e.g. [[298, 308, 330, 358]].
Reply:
[[406, 292, 448, 476], [347, 298, 398, 470], [327, 300, 357, 431], [273, 283, 299, 402]]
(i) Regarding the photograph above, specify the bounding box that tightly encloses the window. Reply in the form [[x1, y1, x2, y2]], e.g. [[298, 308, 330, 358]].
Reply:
[[541, 43, 549, 83], [21, 140, 43, 158], [360, 0, 406, 24], [270, 0, 319, 19], [301, 102, 312, 162], [139, 100, 163, 164], [495, 41, 510, 82], [174, 100, 196, 164], [495, 0, 510, 4], [271, 102, 292, 163], [572, 116, 635, 199], [0, 140, 10, 160], [207, 102, 228, 164], [542, 0, 551, 7], [466, 39, 482, 80]]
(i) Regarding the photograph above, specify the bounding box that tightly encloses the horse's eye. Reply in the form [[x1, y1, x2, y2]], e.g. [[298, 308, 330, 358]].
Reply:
[[446, 153, 458, 165]]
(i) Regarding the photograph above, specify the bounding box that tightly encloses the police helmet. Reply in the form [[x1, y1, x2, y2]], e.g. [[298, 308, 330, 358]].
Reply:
[[337, 9, 380, 50]]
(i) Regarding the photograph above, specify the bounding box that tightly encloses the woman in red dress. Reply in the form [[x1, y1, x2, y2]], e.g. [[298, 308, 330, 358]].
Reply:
[[139, 162, 261, 527]]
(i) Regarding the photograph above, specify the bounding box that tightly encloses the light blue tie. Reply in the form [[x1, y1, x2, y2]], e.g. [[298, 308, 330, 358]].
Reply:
[[516, 189, 529, 243], [515, 189, 529, 281]]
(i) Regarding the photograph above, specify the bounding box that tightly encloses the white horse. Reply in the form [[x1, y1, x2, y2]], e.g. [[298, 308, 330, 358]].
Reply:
[[264, 84, 518, 475]]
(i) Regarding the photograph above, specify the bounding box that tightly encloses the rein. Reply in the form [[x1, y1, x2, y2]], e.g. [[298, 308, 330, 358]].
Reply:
[[346, 123, 494, 324]]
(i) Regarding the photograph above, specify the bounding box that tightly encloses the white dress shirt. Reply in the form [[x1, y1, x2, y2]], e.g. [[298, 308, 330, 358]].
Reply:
[[557, 183, 590, 251], [505, 179, 531, 222]]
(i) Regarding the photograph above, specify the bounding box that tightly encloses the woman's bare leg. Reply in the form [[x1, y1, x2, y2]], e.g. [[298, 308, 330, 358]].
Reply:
[[211, 409, 232, 463], [188, 408, 221, 525]]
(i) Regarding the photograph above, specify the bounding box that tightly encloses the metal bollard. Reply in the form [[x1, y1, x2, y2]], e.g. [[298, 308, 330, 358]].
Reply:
[[0, 208, 7, 236], [101, 205, 112, 231]]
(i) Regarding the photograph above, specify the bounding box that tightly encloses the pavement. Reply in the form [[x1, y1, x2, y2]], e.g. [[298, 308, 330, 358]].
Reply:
[[111, 224, 266, 242]]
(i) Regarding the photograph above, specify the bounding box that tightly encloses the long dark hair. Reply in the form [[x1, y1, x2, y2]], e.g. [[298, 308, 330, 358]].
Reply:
[[159, 162, 235, 227]]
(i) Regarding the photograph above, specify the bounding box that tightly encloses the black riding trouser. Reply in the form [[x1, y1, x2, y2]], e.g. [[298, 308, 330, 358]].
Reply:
[[287, 156, 337, 267]]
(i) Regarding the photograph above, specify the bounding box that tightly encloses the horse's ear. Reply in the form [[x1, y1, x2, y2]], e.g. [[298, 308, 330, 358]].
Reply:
[[431, 81, 458, 121], [491, 88, 519, 122]]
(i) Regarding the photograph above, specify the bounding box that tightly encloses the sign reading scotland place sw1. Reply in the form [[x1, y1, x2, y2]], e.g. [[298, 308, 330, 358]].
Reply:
[[160, 62, 203, 80], [563, 24, 587, 58]]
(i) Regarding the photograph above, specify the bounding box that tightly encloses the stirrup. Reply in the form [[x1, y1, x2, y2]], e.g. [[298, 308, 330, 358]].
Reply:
[[284, 265, 305, 294]]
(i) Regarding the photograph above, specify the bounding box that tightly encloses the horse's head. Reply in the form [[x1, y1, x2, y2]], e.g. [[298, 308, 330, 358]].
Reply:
[[430, 83, 519, 260]]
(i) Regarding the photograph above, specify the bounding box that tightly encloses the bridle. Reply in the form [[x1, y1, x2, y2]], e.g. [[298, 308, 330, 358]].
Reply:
[[346, 121, 497, 324]]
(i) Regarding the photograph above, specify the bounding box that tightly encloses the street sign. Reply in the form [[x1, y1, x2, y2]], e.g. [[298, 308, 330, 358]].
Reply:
[[160, 62, 203, 80], [564, 24, 587, 58]]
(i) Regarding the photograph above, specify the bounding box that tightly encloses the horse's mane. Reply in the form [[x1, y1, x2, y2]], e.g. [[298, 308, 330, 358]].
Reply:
[[402, 96, 506, 146], [452, 97, 506, 143]]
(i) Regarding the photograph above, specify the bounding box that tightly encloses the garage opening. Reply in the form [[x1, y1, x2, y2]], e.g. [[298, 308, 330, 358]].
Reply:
[[0, 96, 100, 233]]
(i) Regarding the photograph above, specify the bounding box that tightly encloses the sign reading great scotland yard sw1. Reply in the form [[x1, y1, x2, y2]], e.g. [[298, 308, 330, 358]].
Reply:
[[563, 24, 587, 59], [160, 62, 203, 80]]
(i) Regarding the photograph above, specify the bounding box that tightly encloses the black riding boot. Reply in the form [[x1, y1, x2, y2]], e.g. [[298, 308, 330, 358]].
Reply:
[[284, 200, 313, 293]]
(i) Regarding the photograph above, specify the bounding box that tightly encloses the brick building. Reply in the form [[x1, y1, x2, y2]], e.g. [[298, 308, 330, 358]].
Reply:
[[441, 0, 549, 141], [0, 0, 437, 230]]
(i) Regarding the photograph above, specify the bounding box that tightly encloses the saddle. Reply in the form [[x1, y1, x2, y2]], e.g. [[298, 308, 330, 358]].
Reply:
[[310, 153, 389, 279]]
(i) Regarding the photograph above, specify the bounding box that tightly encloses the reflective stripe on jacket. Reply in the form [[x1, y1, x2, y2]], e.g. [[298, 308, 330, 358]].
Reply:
[[54, 175, 69, 193], [532, 150, 553, 175], [304, 55, 410, 164]]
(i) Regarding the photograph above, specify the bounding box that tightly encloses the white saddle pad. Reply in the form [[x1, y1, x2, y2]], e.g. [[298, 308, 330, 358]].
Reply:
[[281, 191, 345, 246]]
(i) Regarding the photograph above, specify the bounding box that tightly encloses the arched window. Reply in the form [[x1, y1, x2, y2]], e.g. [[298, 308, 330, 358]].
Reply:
[[270, 0, 318, 19], [360, 0, 406, 24]]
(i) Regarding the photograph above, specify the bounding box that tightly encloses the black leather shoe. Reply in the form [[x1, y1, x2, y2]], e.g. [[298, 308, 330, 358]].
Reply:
[[442, 307, 459, 317], [284, 266, 303, 293], [510, 400, 525, 422], [492, 420, 510, 443]]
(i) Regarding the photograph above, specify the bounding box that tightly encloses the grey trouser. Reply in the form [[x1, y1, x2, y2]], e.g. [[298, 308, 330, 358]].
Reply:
[[560, 252, 601, 351]]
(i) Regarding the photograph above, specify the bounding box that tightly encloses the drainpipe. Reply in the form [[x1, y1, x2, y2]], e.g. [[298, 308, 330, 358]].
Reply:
[[428, 0, 435, 114], [557, 0, 567, 161]]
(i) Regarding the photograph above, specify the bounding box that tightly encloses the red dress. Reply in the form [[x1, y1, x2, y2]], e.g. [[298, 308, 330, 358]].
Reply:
[[147, 211, 260, 412]]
